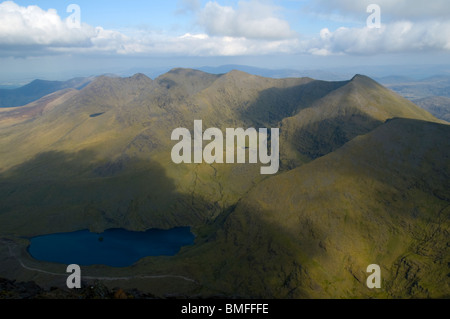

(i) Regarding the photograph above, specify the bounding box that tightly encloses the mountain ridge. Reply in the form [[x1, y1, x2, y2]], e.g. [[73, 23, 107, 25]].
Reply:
[[0, 68, 448, 299], [0, 77, 94, 108], [182, 118, 450, 298]]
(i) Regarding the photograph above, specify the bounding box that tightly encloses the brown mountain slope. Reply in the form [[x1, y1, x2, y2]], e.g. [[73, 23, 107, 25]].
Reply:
[[0, 88, 78, 128]]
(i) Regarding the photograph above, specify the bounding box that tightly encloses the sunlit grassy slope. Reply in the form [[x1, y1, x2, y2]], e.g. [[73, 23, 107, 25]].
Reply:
[[178, 118, 449, 298], [0, 77, 92, 108], [0, 69, 448, 298]]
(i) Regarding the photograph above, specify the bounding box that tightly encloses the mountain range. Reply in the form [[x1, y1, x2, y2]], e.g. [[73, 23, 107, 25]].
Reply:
[[413, 96, 450, 122], [0, 69, 448, 298], [0, 77, 93, 108]]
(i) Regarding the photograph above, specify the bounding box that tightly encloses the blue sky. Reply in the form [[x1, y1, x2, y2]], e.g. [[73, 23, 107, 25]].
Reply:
[[12, 1, 191, 31], [1, 0, 450, 83], [9, 1, 349, 35], [4, 1, 329, 42]]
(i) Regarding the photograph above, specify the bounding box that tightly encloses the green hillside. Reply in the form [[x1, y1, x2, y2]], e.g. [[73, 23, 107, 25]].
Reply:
[[179, 118, 449, 298], [0, 69, 447, 298], [280, 75, 441, 166]]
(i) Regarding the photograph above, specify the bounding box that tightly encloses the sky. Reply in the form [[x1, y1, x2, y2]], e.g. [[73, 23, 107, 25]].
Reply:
[[1, 0, 450, 83]]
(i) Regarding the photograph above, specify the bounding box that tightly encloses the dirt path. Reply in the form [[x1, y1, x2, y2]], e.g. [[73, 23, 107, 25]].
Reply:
[[2, 238, 198, 284]]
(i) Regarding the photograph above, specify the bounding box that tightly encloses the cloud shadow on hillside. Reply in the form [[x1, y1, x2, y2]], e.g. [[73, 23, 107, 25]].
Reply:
[[0, 150, 220, 236]]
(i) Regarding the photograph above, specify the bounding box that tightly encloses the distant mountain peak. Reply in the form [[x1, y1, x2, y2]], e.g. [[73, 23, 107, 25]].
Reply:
[[349, 73, 383, 89], [166, 68, 209, 76], [0, 77, 93, 108], [99, 73, 120, 78], [156, 68, 220, 94], [351, 74, 372, 81], [214, 69, 260, 84], [130, 73, 151, 81], [224, 69, 254, 78], [88, 73, 152, 87]]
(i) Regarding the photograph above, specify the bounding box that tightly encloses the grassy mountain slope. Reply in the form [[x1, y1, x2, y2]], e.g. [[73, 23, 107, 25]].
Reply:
[[279, 75, 442, 168], [0, 77, 93, 108], [0, 70, 443, 235], [0, 89, 78, 128], [181, 118, 449, 298], [0, 69, 448, 298]]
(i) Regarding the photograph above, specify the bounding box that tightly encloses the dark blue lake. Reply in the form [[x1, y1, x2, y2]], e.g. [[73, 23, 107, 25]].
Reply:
[[27, 227, 195, 267]]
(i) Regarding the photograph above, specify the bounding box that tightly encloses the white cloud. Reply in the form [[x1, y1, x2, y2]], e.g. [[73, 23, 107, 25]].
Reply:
[[134, 32, 300, 56], [309, 0, 450, 22], [0, 0, 300, 57], [0, 1, 135, 56], [307, 21, 450, 55], [302, 0, 450, 55], [176, 0, 201, 14], [0, 1, 93, 47], [1, 0, 449, 59], [198, 1, 297, 40]]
